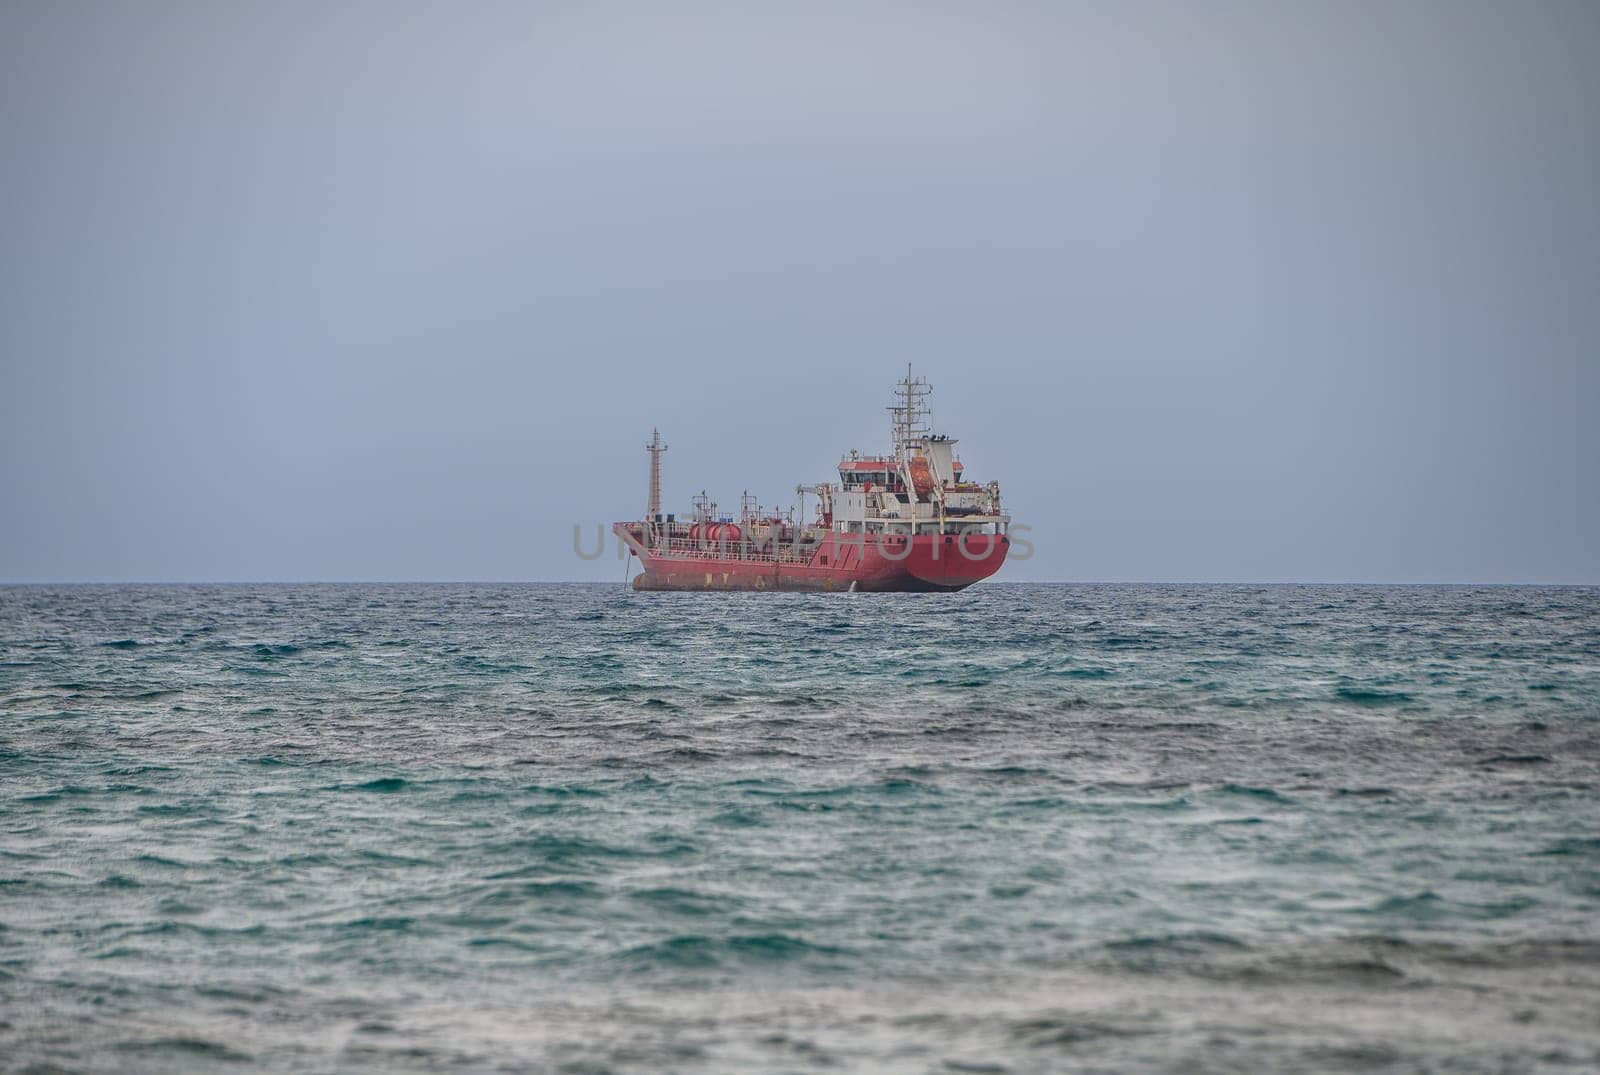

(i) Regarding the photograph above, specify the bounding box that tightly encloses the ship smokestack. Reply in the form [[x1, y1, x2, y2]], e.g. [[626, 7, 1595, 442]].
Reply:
[[645, 428, 668, 519]]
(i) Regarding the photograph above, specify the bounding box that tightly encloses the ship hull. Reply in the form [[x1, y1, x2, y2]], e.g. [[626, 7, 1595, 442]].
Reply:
[[624, 532, 1009, 593]]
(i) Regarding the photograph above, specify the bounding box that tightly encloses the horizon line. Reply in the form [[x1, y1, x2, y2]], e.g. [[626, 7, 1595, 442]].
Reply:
[[3, 579, 1597, 588]]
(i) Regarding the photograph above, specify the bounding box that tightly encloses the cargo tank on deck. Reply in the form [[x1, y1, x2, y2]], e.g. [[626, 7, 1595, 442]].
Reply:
[[613, 368, 1011, 592]]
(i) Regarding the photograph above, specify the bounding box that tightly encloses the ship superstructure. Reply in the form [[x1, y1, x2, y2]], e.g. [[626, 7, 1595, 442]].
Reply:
[[614, 368, 1010, 592]]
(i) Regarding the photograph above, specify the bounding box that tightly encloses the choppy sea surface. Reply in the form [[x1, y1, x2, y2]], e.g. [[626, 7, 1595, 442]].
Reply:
[[2, 584, 1598, 1074]]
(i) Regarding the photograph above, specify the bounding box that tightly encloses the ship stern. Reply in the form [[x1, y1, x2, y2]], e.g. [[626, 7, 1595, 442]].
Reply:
[[889, 533, 1009, 591]]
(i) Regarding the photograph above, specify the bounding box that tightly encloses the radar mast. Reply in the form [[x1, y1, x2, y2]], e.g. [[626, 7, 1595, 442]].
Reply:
[[887, 363, 932, 459]]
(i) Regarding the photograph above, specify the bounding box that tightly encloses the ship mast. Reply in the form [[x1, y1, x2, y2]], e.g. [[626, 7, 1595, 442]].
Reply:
[[887, 363, 932, 464], [645, 428, 668, 519]]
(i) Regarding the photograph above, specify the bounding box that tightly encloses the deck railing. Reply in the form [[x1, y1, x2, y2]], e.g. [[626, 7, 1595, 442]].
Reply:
[[645, 536, 818, 564], [636, 520, 1007, 564]]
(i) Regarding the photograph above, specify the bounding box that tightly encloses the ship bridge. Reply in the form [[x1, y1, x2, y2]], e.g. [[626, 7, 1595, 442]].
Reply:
[[827, 369, 1007, 540], [837, 452, 963, 489]]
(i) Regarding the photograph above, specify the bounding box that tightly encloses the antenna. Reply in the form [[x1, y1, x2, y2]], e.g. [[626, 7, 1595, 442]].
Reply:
[[645, 428, 668, 518], [887, 363, 932, 456]]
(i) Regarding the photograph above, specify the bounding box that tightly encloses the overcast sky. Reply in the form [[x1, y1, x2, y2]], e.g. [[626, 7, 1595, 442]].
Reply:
[[2, 1, 1596, 583]]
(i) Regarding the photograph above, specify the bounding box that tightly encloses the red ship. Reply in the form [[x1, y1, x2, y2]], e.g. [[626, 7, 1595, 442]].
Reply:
[[615, 369, 1011, 592]]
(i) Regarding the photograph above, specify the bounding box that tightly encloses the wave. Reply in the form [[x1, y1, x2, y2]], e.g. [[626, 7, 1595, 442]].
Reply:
[[618, 932, 849, 970], [1100, 930, 1251, 955], [115, 1037, 253, 1062], [1008, 1014, 1157, 1047], [1535, 836, 1600, 857], [475, 879, 605, 904], [1215, 783, 1294, 803], [97, 874, 143, 889], [1335, 686, 1415, 705], [485, 833, 699, 864], [625, 886, 741, 917], [1355, 890, 1538, 921], [343, 777, 408, 793]]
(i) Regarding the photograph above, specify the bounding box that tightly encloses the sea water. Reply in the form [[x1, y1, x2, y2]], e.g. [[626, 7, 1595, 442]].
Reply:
[[2, 583, 1597, 1072]]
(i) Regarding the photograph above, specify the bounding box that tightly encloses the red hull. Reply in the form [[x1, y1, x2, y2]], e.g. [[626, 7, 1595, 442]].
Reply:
[[620, 529, 1009, 592]]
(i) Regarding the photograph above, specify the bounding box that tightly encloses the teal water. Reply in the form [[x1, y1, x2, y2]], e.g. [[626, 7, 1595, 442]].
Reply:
[[2, 584, 1598, 1073]]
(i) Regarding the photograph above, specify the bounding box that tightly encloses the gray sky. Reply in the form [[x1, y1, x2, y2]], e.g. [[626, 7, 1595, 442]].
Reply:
[[2, 1, 1596, 583]]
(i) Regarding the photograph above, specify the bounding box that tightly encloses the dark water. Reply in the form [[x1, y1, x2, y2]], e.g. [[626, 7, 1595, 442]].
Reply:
[[2, 584, 1598, 1073]]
